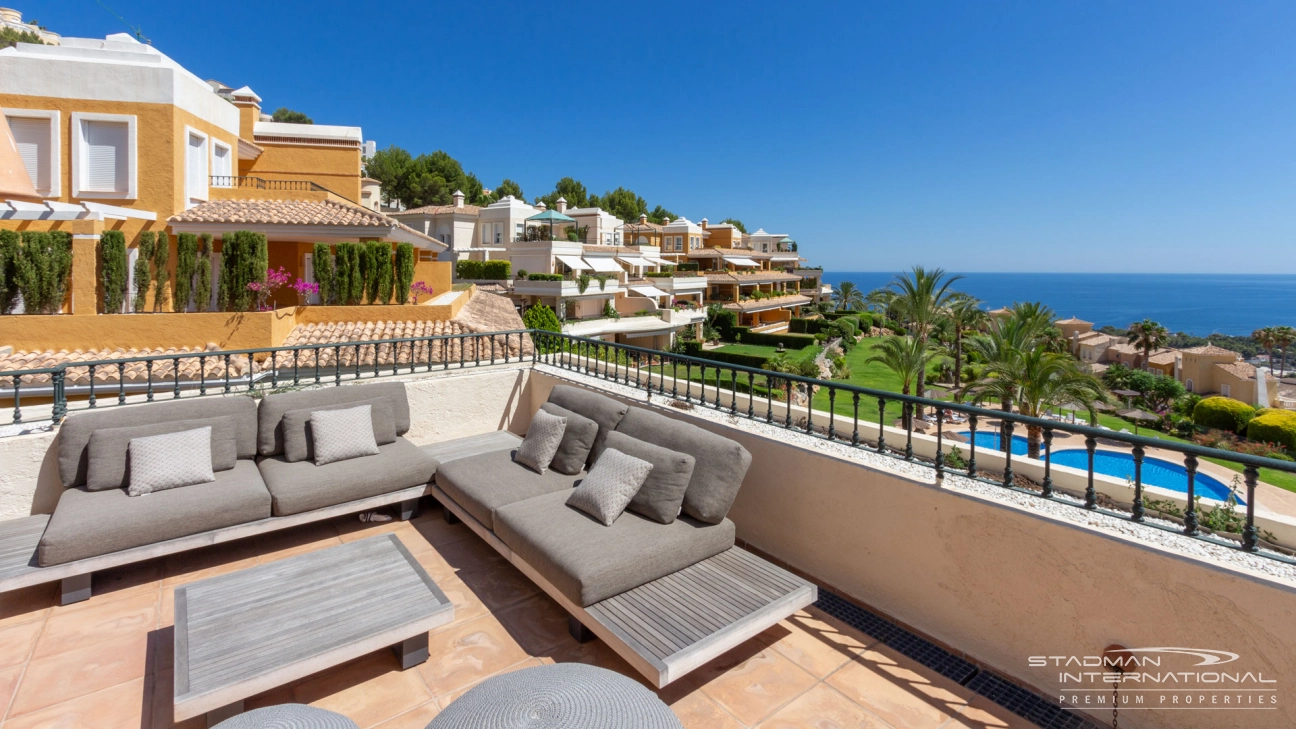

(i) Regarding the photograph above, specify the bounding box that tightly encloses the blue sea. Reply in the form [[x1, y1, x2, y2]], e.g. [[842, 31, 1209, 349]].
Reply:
[[820, 272, 1296, 337]]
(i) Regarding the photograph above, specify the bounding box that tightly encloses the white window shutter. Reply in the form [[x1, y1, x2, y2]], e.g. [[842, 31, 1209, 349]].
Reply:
[[8, 117, 48, 192], [186, 133, 207, 201], [84, 121, 128, 193]]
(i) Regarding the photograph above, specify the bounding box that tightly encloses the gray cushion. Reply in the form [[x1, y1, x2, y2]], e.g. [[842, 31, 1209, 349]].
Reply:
[[310, 405, 381, 466], [545, 385, 628, 466], [257, 437, 436, 516], [58, 396, 258, 488], [539, 403, 597, 475], [281, 399, 397, 463], [614, 407, 751, 524], [37, 460, 271, 566], [128, 427, 216, 496], [514, 408, 567, 474], [565, 448, 653, 526], [435, 448, 582, 531], [495, 490, 735, 607], [258, 382, 411, 457], [604, 431, 695, 525], [85, 415, 239, 491]]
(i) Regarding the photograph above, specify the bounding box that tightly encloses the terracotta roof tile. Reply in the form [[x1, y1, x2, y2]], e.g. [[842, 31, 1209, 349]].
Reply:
[[1183, 344, 1240, 357], [704, 271, 803, 283], [1215, 361, 1263, 381], [395, 203, 482, 216], [722, 294, 813, 312], [169, 198, 393, 227]]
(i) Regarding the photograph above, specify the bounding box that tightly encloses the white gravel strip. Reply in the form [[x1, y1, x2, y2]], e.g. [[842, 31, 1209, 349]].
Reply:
[[539, 364, 1296, 586]]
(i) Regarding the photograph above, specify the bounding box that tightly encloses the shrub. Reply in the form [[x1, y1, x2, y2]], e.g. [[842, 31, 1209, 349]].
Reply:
[[150, 232, 169, 312], [312, 243, 335, 304], [694, 350, 773, 369], [332, 243, 362, 305], [602, 300, 620, 319], [527, 273, 563, 281], [133, 232, 154, 312], [645, 271, 673, 278], [789, 317, 831, 335], [456, 260, 485, 280], [738, 330, 819, 348], [217, 231, 268, 311], [174, 233, 197, 312], [482, 260, 511, 280], [711, 309, 739, 341], [1174, 393, 1202, 418], [14, 231, 73, 314], [0, 229, 19, 313], [1247, 410, 1296, 451], [676, 262, 699, 271], [516, 268, 528, 279], [98, 230, 128, 314], [194, 234, 213, 311], [1193, 396, 1256, 434], [394, 243, 415, 304], [523, 303, 563, 352]]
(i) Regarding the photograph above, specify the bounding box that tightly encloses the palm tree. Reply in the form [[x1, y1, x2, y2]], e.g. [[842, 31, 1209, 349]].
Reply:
[[831, 281, 865, 312], [946, 294, 987, 393], [960, 312, 1051, 450], [1129, 319, 1169, 371], [1252, 327, 1278, 374], [865, 335, 937, 429], [887, 267, 963, 415], [1007, 301, 1056, 340], [1272, 326, 1294, 377], [969, 348, 1109, 458], [864, 288, 897, 320]]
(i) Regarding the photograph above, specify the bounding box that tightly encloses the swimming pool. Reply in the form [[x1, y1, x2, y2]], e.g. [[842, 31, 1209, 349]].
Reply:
[[956, 431, 1042, 457], [1050, 449, 1241, 504]]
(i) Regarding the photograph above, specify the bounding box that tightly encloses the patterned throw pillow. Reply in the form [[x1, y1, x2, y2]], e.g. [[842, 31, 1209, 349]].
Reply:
[[310, 404, 381, 466], [127, 427, 216, 497], [566, 448, 654, 526], [514, 408, 568, 474]]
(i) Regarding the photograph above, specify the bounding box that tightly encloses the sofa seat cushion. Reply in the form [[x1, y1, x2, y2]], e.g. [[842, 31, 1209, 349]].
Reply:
[[495, 490, 735, 607], [257, 437, 436, 516], [37, 460, 271, 567], [435, 448, 582, 531]]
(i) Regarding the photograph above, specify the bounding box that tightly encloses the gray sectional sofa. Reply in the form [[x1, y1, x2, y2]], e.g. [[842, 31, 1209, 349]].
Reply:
[[20, 382, 437, 603]]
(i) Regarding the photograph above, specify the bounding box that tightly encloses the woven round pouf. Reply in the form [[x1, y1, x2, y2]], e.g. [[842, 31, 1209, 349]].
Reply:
[[212, 704, 359, 729], [427, 663, 683, 729]]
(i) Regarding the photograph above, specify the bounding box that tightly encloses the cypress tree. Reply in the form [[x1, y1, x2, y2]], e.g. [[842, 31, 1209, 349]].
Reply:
[[194, 234, 212, 312], [133, 232, 154, 313], [394, 242, 415, 304], [377, 246, 394, 305], [312, 243, 335, 305], [16, 231, 73, 314], [0, 229, 22, 314], [151, 231, 170, 312], [98, 230, 129, 314], [175, 233, 198, 312]]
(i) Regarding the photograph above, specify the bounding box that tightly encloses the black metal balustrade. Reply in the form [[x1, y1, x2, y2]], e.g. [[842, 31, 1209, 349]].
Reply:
[[2, 328, 1294, 564]]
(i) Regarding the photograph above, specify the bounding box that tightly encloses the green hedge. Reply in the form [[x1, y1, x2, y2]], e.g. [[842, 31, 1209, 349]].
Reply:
[[1247, 410, 1296, 451], [482, 260, 511, 280], [455, 260, 483, 279], [527, 273, 563, 281], [789, 317, 830, 334], [736, 330, 819, 348], [692, 350, 772, 369], [645, 271, 673, 278], [676, 262, 699, 271], [98, 230, 128, 314], [1193, 396, 1257, 434]]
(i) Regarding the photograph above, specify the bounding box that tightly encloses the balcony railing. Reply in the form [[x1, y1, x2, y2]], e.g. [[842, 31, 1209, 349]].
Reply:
[[210, 176, 332, 193], [3, 329, 1295, 564]]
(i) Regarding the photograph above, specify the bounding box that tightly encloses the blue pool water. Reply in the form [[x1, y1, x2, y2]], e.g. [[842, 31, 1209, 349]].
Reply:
[[957, 431, 1041, 457]]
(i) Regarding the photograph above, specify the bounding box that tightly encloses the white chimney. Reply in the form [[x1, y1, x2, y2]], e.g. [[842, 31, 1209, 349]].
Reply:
[[452, 190, 465, 208], [537, 201, 547, 211], [556, 197, 567, 213], [662, 217, 671, 225], [638, 213, 648, 224]]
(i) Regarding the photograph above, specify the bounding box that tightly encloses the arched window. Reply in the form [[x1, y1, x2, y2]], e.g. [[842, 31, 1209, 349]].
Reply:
[[1221, 384, 1231, 398], [1185, 379, 1194, 393]]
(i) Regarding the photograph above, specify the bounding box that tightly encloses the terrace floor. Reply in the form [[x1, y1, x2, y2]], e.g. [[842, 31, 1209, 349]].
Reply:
[[0, 504, 1035, 729]]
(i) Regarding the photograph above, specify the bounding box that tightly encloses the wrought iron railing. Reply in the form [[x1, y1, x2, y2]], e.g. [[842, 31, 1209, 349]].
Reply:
[[3, 328, 1295, 564]]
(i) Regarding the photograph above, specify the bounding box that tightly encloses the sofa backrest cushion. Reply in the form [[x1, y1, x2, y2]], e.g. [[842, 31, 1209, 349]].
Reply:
[[280, 398, 397, 463], [613, 406, 752, 524], [604, 430, 696, 525], [538, 403, 598, 475], [58, 396, 258, 488], [545, 384, 628, 466], [86, 415, 239, 491], [257, 382, 410, 457]]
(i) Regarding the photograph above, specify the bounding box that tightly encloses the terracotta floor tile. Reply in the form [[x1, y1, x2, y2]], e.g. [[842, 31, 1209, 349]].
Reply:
[[336, 516, 419, 543], [492, 594, 572, 657], [146, 670, 204, 729], [409, 510, 474, 548], [945, 696, 1036, 729], [428, 574, 489, 628], [3, 676, 146, 729], [432, 536, 508, 575], [757, 682, 890, 729], [670, 689, 747, 729], [758, 615, 865, 678], [407, 545, 460, 584], [0, 583, 56, 628], [432, 658, 545, 708], [292, 651, 434, 728], [369, 700, 441, 729], [0, 663, 25, 719], [160, 548, 259, 587], [826, 646, 973, 729], [455, 561, 540, 611], [147, 625, 176, 676], [9, 631, 149, 717], [34, 590, 159, 659], [91, 558, 164, 600], [0, 620, 43, 668], [695, 644, 818, 726], [417, 614, 531, 697], [243, 683, 294, 711]]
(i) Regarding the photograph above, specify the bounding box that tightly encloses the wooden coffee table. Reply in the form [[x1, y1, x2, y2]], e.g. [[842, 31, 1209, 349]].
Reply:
[[173, 534, 453, 726]]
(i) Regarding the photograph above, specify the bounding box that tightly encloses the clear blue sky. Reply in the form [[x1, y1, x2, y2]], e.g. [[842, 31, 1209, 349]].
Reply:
[[23, 1, 1296, 273]]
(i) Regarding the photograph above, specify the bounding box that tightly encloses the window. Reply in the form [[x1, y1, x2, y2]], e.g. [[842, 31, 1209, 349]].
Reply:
[[4, 109, 59, 197], [72, 113, 136, 199], [494, 223, 502, 244], [1221, 384, 1230, 398], [1185, 379, 1194, 393], [675, 236, 683, 251], [515, 223, 524, 240], [185, 128, 209, 205], [211, 140, 232, 187]]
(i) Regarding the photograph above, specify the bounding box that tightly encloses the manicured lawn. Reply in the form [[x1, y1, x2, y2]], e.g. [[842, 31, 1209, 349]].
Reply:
[[811, 337, 943, 425], [711, 344, 819, 366]]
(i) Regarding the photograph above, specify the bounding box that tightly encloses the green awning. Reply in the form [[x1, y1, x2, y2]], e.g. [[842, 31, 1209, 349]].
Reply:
[[527, 209, 577, 223]]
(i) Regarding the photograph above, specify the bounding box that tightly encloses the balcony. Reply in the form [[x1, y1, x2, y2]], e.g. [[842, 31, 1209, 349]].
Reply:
[[1, 332, 1294, 728], [512, 277, 621, 298]]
